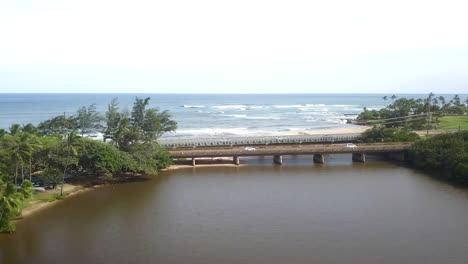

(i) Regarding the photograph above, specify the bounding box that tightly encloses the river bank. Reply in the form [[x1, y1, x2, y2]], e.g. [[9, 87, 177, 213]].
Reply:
[[16, 183, 100, 221], [15, 176, 151, 222]]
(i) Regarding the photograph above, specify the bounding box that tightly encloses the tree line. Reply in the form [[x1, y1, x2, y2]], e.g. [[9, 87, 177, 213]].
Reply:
[[357, 93, 467, 142], [357, 93, 468, 130], [0, 97, 176, 232]]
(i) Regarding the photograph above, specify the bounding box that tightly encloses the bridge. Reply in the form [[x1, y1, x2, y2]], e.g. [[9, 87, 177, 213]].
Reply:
[[159, 133, 362, 148], [166, 140, 411, 166]]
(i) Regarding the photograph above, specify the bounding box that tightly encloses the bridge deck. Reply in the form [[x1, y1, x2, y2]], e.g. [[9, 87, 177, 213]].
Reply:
[[169, 143, 411, 158], [160, 133, 362, 148]]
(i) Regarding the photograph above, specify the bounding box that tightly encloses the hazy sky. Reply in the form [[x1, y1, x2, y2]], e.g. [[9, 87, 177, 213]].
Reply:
[[1, 0, 467, 93]]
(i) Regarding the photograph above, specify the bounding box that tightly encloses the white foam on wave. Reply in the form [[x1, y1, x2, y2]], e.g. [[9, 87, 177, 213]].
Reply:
[[171, 127, 278, 137], [213, 105, 248, 110], [247, 106, 267, 109], [223, 114, 248, 118], [223, 114, 280, 120], [182, 105, 205, 108], [273, 104, 303, 108], [243, 116, 280, 120]]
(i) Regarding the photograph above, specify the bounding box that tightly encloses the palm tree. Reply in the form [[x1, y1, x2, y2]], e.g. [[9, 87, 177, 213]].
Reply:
[[1, 135, 22, 185], [13, 133, 40, 183], [61, 130, 80, 196], [0, 183, 22, 229], [9, 124, 21, 136]]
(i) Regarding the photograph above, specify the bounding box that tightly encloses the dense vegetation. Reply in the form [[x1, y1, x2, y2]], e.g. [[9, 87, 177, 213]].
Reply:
[[409, 131, 468, 185], [357, 93, 468, 130], [0, 97, 176, 232], [361, 126, 420, 143]]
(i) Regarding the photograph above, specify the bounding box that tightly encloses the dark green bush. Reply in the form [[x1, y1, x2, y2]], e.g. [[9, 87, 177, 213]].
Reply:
[[409, 131, 468, 184]]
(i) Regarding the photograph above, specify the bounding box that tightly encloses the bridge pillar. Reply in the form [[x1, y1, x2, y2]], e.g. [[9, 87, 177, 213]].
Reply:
[[352, 152, 366, 163], [313, 154, 324, 164], [273, 155, 283, 165], [233, 156, 240, 165], [192, 158, 196, 166]]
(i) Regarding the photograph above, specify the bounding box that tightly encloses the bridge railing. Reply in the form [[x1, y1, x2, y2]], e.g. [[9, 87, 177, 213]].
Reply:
[[159, 133, 363, 148]]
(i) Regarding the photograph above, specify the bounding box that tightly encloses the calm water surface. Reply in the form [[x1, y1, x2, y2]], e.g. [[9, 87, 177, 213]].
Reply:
[[1, 155, 468, 264]]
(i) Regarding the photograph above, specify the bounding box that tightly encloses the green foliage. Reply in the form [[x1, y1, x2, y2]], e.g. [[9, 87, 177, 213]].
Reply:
[[361, 126, 420, 143], [0, 180, 34, 233], [41, 167, 62, 189], [103, 97, 177, 150], [409, 131, 468, 184], [76, 104, 103, 136], [126, 143, 173, 174], [77, 138, 136, 175], [38, 115, 77, 136], [357, 93, 468, 130], [1, 98, 174, 182]]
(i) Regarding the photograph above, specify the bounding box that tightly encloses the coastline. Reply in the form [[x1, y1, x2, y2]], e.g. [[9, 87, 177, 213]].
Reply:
[[15, 126, 370, 221]]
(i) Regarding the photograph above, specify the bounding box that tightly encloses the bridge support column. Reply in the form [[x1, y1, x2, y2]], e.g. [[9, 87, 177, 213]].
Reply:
[[352, 152, 366, 163], [192, 158, 196, 166], [233, 156, 240, 165], [313, 154, 324, 164], [273, 155, 283, 165]]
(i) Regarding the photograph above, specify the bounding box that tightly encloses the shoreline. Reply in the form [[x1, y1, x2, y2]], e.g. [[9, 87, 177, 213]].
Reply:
[[15, 184, 103, 221], [296, 126, 370, 135]]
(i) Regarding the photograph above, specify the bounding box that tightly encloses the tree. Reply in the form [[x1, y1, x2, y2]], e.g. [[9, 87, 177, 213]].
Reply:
[[42, 167, 62, 189], [104, 98, 121, 142], [131, 97, 151, 127], [22, 123, 39, 135], [9, 124, 22, 136], [453, 94, 462, 107], [76, 104, 103, 137], [0, 179, 34, 232], [105, 97, 177, 150], [38, 115, 76, 136], [142, 109, 177, 142], [61, 130, 80, 196], [0, 183, 22, 232]]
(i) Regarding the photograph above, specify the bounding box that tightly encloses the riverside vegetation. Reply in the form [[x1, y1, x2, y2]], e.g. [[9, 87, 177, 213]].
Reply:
[[0, 97, 176, 232], [358, 93, 468, 185]]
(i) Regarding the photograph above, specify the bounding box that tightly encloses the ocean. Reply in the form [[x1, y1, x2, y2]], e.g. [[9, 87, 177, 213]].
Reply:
[[0, 93, 461, 139]]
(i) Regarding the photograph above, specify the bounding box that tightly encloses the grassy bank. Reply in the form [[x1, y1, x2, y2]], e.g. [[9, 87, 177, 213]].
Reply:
[[437, 116, 468, 130]]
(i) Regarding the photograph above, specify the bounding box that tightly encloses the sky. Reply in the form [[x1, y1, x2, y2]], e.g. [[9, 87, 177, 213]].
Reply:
[[0, 0, 467, 94]]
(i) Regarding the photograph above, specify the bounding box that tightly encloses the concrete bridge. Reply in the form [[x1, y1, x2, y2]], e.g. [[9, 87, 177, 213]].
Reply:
[[168, 143, 411, 166], [159, 133, 362, 148]]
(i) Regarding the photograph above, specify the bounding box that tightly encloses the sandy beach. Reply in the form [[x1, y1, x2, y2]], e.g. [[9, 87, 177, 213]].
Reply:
[[297, 126, 371, 135]]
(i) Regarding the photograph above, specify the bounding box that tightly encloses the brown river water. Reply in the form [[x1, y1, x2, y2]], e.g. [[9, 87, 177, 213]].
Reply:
[[1, 154, 468, 264]]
